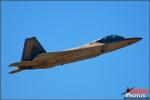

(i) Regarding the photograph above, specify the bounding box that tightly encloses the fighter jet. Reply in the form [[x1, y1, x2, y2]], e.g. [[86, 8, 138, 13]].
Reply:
[[9, 34, 142, 74]]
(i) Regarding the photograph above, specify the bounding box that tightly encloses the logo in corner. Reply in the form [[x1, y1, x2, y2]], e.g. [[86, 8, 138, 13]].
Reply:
[[121, 87, 149, 99]]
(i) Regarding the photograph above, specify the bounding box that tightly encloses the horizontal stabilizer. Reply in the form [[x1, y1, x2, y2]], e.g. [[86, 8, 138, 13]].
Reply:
[[9, 68, 23, 74], [9, 61, 32, 67]]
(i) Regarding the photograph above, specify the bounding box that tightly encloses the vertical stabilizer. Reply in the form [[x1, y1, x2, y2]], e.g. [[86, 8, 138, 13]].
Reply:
[[21, 37, 46, 61]]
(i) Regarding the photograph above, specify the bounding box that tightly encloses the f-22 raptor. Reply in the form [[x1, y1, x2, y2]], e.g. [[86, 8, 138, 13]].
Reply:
[[9, 34, 142, 74]]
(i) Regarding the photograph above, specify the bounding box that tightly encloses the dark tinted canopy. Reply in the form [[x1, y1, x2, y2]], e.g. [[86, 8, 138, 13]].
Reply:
[[96, 34, 125, 43]]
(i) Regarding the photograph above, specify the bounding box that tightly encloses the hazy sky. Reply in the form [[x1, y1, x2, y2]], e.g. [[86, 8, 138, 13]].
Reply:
[[1, 1, 149, 99]]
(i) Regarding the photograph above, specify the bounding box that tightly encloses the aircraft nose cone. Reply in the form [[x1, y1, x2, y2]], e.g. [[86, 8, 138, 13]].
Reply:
[[138, 37, 142, 41], [135, 37, 142, 41], [123, 37, 142, 46], [130, 37, 142, 43], [101, 37, 142, 53]]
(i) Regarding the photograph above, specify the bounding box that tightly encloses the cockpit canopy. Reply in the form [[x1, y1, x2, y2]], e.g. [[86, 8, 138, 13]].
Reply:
[[96, 34, 125, 43]]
